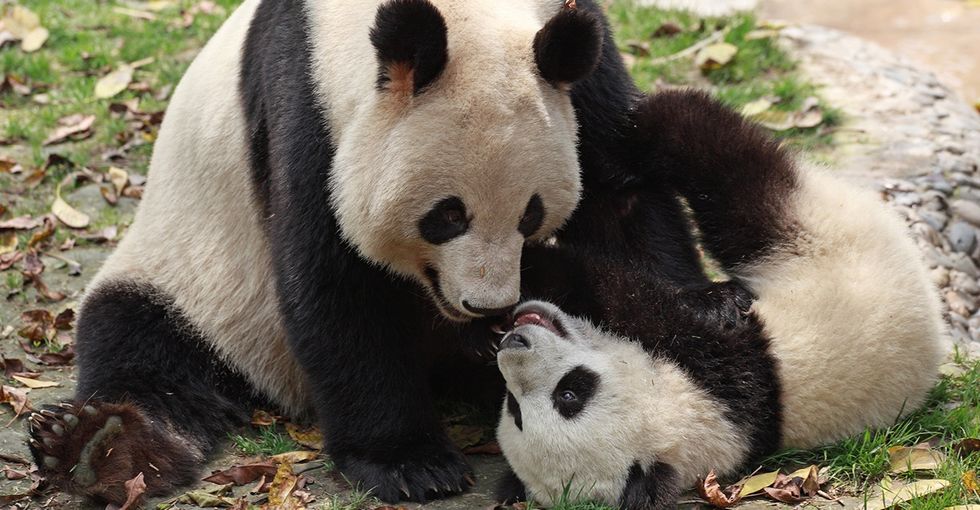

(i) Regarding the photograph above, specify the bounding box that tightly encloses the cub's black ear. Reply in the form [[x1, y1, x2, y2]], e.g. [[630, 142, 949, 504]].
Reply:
[[534, 1, 603, 86], [370, 0, 449, 96], [619, 462, 682, 510]]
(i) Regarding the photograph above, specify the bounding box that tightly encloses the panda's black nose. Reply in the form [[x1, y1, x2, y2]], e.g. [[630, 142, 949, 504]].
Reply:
[[462, 300, 516, 317], [499, 333, 530, 350]]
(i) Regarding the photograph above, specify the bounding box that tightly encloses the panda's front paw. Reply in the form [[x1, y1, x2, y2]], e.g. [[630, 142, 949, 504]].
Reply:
[[495, 468, 527, 504], [334, 441, 474, 503]]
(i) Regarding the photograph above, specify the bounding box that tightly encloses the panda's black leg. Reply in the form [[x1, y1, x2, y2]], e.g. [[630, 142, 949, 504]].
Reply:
[[495, 468, 527, 504], [618, 462, 683, 510], [28, 280, 252, 505]]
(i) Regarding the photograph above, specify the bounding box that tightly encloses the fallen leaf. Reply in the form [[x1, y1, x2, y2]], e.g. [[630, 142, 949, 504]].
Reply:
[[741, 98, 773, 117], [35, 347, 75, 366], [867, 479, 951, 510], [108, 166, 129, 195], [286, 423, 324, 450], [964, 470, 978, 494], [786, 465, 821, 496], [954, 438, 980, 456], [43, 114, 95, 146], [52, 184, 90, 228], [944, 506, 980, 510], [95, 65, 134, 99], [744, 29, 779, 40], [27, 216, 55, 248], [1, 358, 27, 378], [251, 409, 278, 426], [266, 461, 305, 510], [751, 110, 795, 131], [3, 466, 28, 480], [271, 451, 319, 464], [448, 424, 484, 450], [736, 470, 780, 496], [652, 21, 682, 38], [463, 441, 502, 455], [888, 445, 945, 473], [794, 109, 823, 128], [80, 226, 117, 243], [696, 43, 737, 70], [698, 470, 741, 508], [11, 375, 58, 389], [20, 27, 47, 52], [624, 40, 650, 56], [203, 462, 277, 486], [0, 216, 40, 230], [0, 232, 16, 255], [0, 157, 16, 172], [1, 385, 31, 417], [115, 472, 146, 510], [0, 252, 24, 271], [54, 309, 75, 330], [100, 185, 118, 206], [764, 486, 803, 504]]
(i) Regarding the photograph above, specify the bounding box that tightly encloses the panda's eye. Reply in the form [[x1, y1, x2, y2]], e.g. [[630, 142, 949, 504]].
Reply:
[[518, 193, 545, 237], [552, 366, 599, 419], [419, 196, 469, 245]]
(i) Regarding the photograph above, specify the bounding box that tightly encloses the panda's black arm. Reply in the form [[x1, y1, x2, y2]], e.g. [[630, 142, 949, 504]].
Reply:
[[628, 89, 799, 271]]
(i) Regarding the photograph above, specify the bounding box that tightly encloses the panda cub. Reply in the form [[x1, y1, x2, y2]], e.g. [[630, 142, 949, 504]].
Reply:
[[495, 92, 948, 509]]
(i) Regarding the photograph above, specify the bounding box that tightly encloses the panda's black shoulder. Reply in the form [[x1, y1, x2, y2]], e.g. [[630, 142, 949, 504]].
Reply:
[[239, 0, 324, 213]]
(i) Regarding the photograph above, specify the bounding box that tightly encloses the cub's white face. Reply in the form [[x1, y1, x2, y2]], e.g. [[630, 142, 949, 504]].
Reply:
[[314, 0, 587, 321], [495, 302, 664, 505]]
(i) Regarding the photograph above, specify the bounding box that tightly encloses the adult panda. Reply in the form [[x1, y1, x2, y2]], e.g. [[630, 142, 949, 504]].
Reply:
[[494, 91, 948, 509], [26, 0, 724, 505]]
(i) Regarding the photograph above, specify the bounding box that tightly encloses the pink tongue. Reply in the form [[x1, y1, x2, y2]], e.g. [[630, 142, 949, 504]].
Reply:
[[514, 312, 545, 328]]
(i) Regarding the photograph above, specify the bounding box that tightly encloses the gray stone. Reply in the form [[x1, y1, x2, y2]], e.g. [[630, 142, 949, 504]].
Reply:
[[927, 179, 953, 195], [892, 192, 922, 207], [919, 210, 948, 231], [946, 290, 977, 317], [912, 222, 943, 247], [947, 222, 978, 254], [950, 253, 980, 278], [950, 270, 980, 295], [951, 199, 980, 227]]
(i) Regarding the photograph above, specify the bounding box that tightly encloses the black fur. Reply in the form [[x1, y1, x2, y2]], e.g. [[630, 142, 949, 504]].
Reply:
[[534, 6, 603, 85], [619, 462, 682, 510], [518, 194, 545, 238], [370, 0, 449, 93], [506, 391, 523, 431], [419, 196, 469, 245], [496, 468, 528, 504], [552, 366, 599, 419]]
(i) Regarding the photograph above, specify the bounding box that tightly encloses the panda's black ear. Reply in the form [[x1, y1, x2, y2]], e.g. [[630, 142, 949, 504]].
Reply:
[[534, 0, 603, 87], [370, 0, 449, 96]]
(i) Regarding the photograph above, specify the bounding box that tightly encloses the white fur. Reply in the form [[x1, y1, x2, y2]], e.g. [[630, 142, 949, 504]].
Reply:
[[86, 0, 312, 416], [497, 167, 947, 506], [736, 168, 948, 448], [305, 0, 583, 317], [497, 304, 747, 506]]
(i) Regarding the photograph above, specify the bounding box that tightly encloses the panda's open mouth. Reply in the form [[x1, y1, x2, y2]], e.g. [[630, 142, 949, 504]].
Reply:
[[510, 304, 566, 338]]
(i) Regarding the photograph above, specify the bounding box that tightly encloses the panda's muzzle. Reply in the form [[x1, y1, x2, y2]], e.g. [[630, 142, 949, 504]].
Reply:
[[508, 302, 567, 338]]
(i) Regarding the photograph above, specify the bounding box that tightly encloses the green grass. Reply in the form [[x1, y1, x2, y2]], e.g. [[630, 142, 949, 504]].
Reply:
[[229, 426, 300, 456], [608, 0, 840, 152], [317, 483, 380, 510]]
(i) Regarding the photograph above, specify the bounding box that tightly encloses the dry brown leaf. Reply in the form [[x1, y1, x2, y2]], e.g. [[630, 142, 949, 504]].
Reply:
[[954, 438, 980, 456], [736, 470, 780, 496], [963, 470, 978, 494], [95, 65, 134, 99], [100, 185, 118, 206], [0, 252, 24, 271], [463, 441, 502, 455], [27, 216, 54, 249], [448, 424, 484, 450], [54, 308, 75, 330], [43, 114, 95, 146], [696, 43, 737, 70], [698, 470, 741, 508], [888, 445, 945, 473], [108, 167, 129, 195], [1, 385, 31, 417], [867, 478, 950, 510], [786, 465, 821, 496], [52, 184, 90, 228], [0, 216, 41, 230], [11, 375, 58, 389], [35, 347, 75, 366], [203, 462, 277, 486], [271, 451, 319, 464], [652, 21, 682, 38], [1, 358, 27, 378], [286, 423, 324, 450], [118, 472, 146, 510], [265, 461, 305, 510], [251, 409, 278, 426], [3, 466, 28, 480], [0, 232, 16, 255]]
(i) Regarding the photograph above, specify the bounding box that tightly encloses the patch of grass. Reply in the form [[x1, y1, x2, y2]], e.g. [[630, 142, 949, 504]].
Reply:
[[760, 357, 980, 508], [229, 426, 299, 456], [318, 479, 379, 510], [522, 481, 617, 510], [608, 0, 839, 152]]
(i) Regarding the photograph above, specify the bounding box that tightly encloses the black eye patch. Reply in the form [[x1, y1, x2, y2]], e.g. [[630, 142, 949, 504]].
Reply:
[[419, 196, 469, 245], [552, 366, 599, 419], [507, 391, 523, 431], [518, 194, 545, 237]]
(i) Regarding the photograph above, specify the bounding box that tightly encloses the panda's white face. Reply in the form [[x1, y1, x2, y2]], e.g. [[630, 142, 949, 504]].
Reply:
[[495, 301, 664, 505], [496, 301, 748, 507], [324, 1, 586, 321]]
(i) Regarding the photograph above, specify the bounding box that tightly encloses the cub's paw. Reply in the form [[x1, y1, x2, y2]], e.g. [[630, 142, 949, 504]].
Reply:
[[27, 401, 181, 504], [335, 442, 474, 503], [496, 468, 527, 504]]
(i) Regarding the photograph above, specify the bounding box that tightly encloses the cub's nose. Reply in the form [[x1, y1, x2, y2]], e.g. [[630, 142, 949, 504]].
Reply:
[[499, 333, 530, 350], [462, 300, 517, 317]]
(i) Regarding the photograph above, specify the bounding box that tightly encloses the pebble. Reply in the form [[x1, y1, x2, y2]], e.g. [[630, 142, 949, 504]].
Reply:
[[948, 222, 978, 254], [919, 210, 948, 231], [930, 267, 950, 288], [950, 270, 980, 295], [952, 200, 980, 227], [946, 290, 977, 317]]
